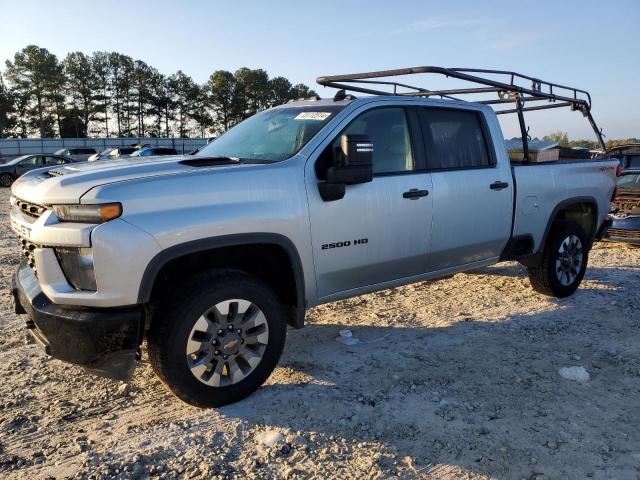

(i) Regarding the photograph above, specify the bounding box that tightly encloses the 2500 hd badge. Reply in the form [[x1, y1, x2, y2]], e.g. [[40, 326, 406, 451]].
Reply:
[[322, 238, 368, 250]]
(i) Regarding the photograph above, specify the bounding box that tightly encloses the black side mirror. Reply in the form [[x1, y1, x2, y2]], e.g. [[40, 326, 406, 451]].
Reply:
[[318, 134, 373, 201]]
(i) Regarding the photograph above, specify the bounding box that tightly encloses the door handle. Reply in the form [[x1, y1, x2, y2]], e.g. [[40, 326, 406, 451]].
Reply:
[[403, 188, 429, 199], [490, 181, 509, 190]]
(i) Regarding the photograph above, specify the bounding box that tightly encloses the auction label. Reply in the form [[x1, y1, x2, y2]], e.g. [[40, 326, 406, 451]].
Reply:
[[294, 112, 332, 121]]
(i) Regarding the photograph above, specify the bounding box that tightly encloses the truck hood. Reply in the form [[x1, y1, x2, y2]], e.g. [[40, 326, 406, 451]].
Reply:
[[11, 155, 244, 205]]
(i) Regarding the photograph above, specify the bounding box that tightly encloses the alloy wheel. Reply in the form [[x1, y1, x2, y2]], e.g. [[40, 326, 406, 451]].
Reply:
[[185, 299, 269, 387], [555, 234, 583, 286]]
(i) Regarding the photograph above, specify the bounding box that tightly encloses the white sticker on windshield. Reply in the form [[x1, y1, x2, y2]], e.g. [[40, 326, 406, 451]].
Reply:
[[295, 112, 332, 121]]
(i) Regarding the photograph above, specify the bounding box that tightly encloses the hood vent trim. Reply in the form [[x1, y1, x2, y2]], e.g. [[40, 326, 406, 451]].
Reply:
[[179, 157, 239, 167], [46, 168, 66, 177]]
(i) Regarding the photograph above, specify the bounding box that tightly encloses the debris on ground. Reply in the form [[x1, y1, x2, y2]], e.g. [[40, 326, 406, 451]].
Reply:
[[336, 328, 360, 345], [255, 430, 285, 448], [559, 366, 590, 384]]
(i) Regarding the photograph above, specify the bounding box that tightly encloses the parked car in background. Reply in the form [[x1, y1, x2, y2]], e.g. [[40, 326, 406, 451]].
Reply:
[[606, 144, 640, 171], [605, 169, 640, 246], [129, 146, 178, 157], [0, 154, 75, 187], [88, 146, 138, 162], [54, 147, 97, 162]]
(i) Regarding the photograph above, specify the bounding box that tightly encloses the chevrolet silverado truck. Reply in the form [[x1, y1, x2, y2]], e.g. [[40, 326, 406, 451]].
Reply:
[[10, 67, 618, 407]]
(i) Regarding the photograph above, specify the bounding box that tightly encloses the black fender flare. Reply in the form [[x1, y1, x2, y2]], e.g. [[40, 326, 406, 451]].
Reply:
[[137, 233, 306, 328], [539, 196, 599, 251], [519, 196, 599, 267]]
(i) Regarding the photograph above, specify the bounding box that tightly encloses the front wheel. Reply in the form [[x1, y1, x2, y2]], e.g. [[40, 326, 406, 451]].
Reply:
[[148, 269, 287, 407], [0, 173, 15, 187], [527, 221, 588, 298]]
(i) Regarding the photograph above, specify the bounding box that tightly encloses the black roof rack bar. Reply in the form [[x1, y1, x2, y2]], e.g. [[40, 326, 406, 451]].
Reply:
[[495, 102, 574, 115], [449, 67, 592, 106], [325, 79, 462, 101], [316, 66, 605, 151], [402, 86, 503, 97], [480, 96, 551, 106], [317, 66, 591, 108]]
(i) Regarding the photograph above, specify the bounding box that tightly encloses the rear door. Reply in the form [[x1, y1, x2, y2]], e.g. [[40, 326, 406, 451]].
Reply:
[[306, 105, 433, 298], [416, 106, 513, 271]]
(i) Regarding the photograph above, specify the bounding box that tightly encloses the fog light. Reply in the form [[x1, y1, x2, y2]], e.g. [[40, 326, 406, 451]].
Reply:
[[55, 247, 97, 291]]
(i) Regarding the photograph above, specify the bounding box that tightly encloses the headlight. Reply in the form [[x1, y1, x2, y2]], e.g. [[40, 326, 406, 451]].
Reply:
[[55, 247, 97, 291], [52, 203, 122, 223]]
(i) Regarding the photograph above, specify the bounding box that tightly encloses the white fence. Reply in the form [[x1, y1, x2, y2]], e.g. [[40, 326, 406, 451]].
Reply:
[[0, 137, 208, 158]]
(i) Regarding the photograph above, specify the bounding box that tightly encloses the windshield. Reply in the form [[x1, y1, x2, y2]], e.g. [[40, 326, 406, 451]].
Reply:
[[196, 106, 344, 162], [54, 149, 66, 155], [618, 173, 640, 188], [4, 155, 30, 165]]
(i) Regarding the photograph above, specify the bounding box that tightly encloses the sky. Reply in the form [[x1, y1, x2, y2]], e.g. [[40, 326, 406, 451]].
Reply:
[[1, 0, 638, 140]]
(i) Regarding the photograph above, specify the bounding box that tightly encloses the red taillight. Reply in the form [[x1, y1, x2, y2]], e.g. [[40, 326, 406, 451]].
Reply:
[[616, 164, 622, 177]]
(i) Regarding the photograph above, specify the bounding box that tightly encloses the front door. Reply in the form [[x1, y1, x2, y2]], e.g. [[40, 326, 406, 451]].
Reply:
[[15, 156, 42, 176], [306, 106, 433, 299]]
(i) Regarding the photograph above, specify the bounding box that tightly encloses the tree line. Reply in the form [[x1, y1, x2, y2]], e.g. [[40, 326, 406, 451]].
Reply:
[[0, 45, 317, 139]]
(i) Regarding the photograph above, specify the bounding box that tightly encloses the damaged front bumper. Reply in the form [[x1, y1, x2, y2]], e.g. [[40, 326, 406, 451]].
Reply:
[[11, 261, 143, 380]]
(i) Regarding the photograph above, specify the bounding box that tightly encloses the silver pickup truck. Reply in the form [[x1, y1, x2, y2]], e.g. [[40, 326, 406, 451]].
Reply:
[[10, 67, 618, 407]]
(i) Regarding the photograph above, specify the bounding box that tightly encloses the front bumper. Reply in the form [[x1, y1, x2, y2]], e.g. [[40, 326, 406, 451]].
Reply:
[[603, 215, 640, 245], [11, 261, 143, 380]]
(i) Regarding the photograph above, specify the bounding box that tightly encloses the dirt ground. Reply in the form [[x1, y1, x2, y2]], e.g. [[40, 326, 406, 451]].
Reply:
[[0, 187, 639, 480]]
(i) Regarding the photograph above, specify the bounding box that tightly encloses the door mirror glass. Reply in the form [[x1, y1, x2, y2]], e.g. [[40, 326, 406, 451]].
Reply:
[[326, 134, 374, 184], [319, 134, 373, 201]]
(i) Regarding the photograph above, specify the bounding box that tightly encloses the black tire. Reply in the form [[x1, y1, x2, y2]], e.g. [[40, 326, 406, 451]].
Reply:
[[148, 269, 287, 408], [0, 173, 15, 187], [527, 221, 589, 298]]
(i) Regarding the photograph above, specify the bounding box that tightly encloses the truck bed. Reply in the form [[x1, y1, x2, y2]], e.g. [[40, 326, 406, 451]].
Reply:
[[511, 159, 618, 252]]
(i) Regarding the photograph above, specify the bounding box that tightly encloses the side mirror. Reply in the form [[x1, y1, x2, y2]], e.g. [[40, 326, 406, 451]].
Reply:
[[318, 134, 373, 201]]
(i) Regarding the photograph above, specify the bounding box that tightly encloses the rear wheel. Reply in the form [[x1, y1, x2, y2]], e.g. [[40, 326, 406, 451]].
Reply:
[[527, 222, 588, 298], [148, 269, 287, 407], [0, 173, 15, 187]]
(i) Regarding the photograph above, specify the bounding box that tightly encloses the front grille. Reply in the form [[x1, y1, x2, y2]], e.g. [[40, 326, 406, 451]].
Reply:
[[15, 199, 47, 219], [607, 228, 640, 240], [20, 239, 40, 273]]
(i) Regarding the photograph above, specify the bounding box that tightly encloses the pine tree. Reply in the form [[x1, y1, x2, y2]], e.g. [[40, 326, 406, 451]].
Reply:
[[5, 45, 63, 137], [91, 52, 111, 137], [64, 52, 94, 137], [0, 75, 16, 138]]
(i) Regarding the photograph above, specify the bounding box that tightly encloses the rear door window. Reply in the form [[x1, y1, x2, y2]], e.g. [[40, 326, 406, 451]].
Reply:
[[44, 156, 67, 165], [418, 107, 493, 170]]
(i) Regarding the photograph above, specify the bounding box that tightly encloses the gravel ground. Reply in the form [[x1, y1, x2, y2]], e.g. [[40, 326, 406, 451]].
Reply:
[[0, 187, 639, 480]]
